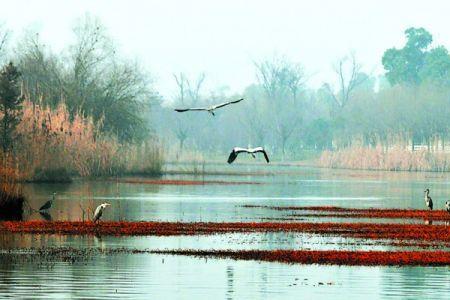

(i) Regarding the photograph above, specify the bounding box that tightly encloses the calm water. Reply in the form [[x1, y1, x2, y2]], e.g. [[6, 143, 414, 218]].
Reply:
[[2, 164, 450, 299]]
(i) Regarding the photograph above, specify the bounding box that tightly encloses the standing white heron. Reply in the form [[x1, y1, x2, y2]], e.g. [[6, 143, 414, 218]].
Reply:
[[93, 203, 111, 223], [227, 147, 270, 164], [174, 98, 244, 116], [424, 188, 433, 210], [445, 201, 450, 213], [39, 192, 56, 212]]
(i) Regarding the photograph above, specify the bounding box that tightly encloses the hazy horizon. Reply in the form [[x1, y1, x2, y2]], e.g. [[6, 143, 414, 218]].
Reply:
[[1, 0, 450, 100]]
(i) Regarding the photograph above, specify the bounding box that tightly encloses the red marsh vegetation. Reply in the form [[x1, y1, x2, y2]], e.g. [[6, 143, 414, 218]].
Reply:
[[152, 249, 450, 266], [2, 221, 450, 243], [243, 205, 450, 221], [5, 247, 450, 266]]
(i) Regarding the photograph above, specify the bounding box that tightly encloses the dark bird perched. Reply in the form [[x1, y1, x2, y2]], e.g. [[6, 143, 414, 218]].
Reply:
[[227, 147, 270, 164], [93, 203, 111, 223], [174, 98, 244, 116], [39, 192, 56, 212], [445, 201, 450, 213], [424, 188, 433, 210]]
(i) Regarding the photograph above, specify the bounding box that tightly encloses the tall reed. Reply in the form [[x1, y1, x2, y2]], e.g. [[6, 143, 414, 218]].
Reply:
[[8, 94, 163, 181], [319, 145, 450, 172]]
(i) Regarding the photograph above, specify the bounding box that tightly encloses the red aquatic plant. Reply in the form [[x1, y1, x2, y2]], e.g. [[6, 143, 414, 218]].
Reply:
[[243, 205, 450, 221], [1, 221, 450, 243], [152, 249, 450, 266]]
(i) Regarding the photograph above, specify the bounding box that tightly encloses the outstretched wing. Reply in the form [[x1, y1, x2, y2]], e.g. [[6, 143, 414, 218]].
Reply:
[[174, 107, 208, 112], [227, 150, 238, 164], [211, 98, 244, 110], [254, 148, 270, 163]]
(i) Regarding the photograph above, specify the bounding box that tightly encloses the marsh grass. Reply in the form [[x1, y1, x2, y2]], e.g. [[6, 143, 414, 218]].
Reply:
[[319, 145, 450, 172], [7, 95, 163, 181]]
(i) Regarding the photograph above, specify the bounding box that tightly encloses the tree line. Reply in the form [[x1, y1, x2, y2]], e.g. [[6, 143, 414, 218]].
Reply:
[[156, 27, 450, 160]]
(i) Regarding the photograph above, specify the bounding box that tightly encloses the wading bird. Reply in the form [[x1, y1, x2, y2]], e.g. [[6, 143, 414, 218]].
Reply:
[[445, 201, 450, 213], [227, 147, 270, 164], [174, 98, 244, 116], [93, 203, 111, 223], [424, 188, 433, 210], [39, 192, 56, 212]]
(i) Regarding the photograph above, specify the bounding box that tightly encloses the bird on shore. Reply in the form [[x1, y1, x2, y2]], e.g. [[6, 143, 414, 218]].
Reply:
[[174, 98, 244, 116], [227, 147, 270, 164], [39, 192, 56, 212], [424, 188, 433, 210], [445, 201, 450, 213], [93, 203, 111, 223]]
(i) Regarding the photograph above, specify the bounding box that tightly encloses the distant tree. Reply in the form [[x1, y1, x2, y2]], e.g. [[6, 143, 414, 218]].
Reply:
[[419, 46, 450, 85], [381, 27, 450, 86], [325, 53, 367, 109], [255, 56, 306, 158], [172, 73, 205, 153], [0, 24, 9, 64], [0, 62, 23, 154], [303, 118, 332, 150], [17, 15, 156, 143]]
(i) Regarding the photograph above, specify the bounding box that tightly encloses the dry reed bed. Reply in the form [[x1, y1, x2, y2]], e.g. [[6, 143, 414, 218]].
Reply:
[[9, 98, 163, 181], [319, 146, 450, 172], [243, 205, 450, 221], [2, 221, 450, 242]]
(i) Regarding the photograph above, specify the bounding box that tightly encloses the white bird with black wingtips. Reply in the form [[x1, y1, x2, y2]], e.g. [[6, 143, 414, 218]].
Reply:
[[445, 201, 450, 213], [174, 98, 244, 116], [227, 147, 270, 164]]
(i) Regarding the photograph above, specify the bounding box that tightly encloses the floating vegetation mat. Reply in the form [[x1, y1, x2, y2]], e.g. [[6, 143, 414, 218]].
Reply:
[[243, 205, 450, 221], [152, 249, 450, 266], [1, 221, 450, 243], [3, 247, 450, 266]]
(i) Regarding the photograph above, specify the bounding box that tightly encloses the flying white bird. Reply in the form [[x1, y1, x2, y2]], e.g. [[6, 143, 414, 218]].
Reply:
[[39, 192, 56, 212], [93, 203, 111, 223], [445, 201, 450, 213], [227, 147, 270, 164], [174, 98, 244, 116]]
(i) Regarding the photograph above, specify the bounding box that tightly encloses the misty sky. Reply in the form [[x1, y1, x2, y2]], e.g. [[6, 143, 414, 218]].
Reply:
[[1, 0, 449, 100]]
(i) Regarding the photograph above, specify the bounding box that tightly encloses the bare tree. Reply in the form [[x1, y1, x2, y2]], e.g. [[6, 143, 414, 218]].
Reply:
[[172, 73, 206, 153], [325, 52, 367, 108], [0, 24, 9, 62], [255, 56, 306, 158]]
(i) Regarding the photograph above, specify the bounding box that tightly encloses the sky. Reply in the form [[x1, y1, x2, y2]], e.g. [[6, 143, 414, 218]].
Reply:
[[0, 0, 450, 100]]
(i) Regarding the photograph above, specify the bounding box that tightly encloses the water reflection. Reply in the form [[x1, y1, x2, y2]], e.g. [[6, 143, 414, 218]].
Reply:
[[1, 254, 450, 299], [17, 166, 450, 223], [3, 165, 450, 298]]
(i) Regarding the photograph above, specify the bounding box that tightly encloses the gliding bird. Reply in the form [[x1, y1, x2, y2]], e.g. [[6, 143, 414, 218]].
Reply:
[[93, 203, 111, 223], [174, 98, 244, 116], [227, 147, 270, 164]]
